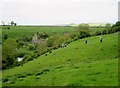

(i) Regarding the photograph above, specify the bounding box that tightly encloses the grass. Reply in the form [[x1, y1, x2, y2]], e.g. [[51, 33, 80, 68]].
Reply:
[[2, 32, 118, 86], [2, 26, 77, 38], [2, 26, 105, 39]]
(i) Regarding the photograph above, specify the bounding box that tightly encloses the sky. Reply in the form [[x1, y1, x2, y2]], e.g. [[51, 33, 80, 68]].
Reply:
[[0, 0, 119, 25]]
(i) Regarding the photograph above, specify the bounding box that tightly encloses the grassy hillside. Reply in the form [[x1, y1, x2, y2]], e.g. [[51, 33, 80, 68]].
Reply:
[[2, 33, 118, 86]]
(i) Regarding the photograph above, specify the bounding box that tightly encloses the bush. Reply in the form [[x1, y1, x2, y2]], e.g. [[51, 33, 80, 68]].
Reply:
[[7, 27, 10, 29], [102, 30, 108, 34], [45, 53, 48, 56], [66, 39, 72, 44], [107, 28, 116, 34], [17, 40, 27, 48], [73, 37, 79, 41], [22, 55, 33, 63], [36, 41, 47, 55], [95, 31, 101, 36], [31, 53, 39, 58], [22, 35, 32, 42], [3, 34, 8, 40], [2, 38, 17, 68], [111, 26, 120, 32], [37, 32, 49, 39], [3, 78, 9, 82], [110, 21, 120, 33], [46, 36, 57, 47], [35, 72, 44, 76], [15, 49, 29, 58], [28, 44, 36, 50], [79, 31, 90, 39]]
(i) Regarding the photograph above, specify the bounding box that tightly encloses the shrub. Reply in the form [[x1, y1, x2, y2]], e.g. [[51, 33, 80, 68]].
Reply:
[[73, 37, 78, 41], [110, 21, 120, 33], [28, 44, 36, 50], [2, 38, 17, 68], [3, 78, 9, 82], [111, 26, 120, 32], [35, 72, 44, 76], [43, 69, 50, 72], [23, 55, 33, 63], [17, 40, 27, 48], [107, 28, 116, 34], [36, 40, 47, 53], [79, 31, 90, 39], [15, 62, 21, 66], [7, 27, 10, 29], [95, 31, 101, 36], [15, 49, 28, 58], [37, 32, 49, 39], [31, 53, 37, 58], [49, 50, 52, 53], [26, 73, 33, 76], [45, 53, 48, 56], [102, 30, 108, 34], [22, 35, 32, 42], [46, 36, 58, 47], [3, 34, 8, 40]]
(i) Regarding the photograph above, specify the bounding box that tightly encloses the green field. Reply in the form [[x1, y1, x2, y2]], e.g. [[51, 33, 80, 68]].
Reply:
[[2, 32, 118, 86], [2, 26, 105, 39], [2, 26, 76, 38]]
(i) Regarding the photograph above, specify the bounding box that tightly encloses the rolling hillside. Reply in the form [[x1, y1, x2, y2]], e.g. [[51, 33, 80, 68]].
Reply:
[[2, 33, 118, 86]]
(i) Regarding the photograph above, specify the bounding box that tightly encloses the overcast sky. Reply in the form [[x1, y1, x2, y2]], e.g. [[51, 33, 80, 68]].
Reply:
[[0, 0, 119, 25]]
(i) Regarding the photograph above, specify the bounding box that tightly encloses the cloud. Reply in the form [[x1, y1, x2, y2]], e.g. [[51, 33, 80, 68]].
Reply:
[[0, 0, 119, 25]]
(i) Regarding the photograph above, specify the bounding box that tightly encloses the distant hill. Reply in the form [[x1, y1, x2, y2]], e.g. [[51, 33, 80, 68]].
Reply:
[[71, 23, 113, 27]]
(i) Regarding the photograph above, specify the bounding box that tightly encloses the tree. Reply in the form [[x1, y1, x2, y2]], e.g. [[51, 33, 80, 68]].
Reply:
[[14, 23, 17, 26], [115, 21, 120, 26], [53, 36, 65, 48], [1, 21, 5, 26], [77, 23, 89, 32], [11, 21, 14, 26], [2, 38, 17, 69], [46, 36, 55, 47], [36, 40, 47, 55], [79, 30, 90, 39], [77, 24, 90, 39], [95, 31, 102, 36], [105, 23, 111, 30], [102, 30, 107, 34], [37, 32, 49, 39], [111, 21, 120, 32]]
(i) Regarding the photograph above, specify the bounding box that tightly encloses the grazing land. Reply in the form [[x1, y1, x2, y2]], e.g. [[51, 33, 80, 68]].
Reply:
[[2, 32, 118, 86], [2, 26, 105, 38]]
